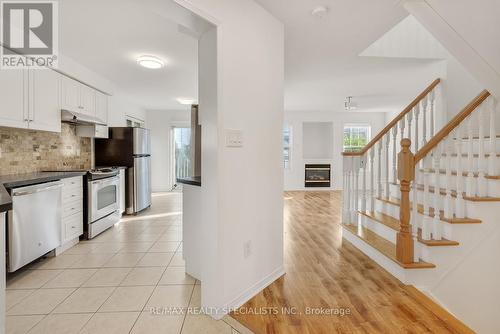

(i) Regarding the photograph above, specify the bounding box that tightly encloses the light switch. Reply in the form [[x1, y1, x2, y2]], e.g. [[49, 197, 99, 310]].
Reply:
[[225, 129, 243, 147]]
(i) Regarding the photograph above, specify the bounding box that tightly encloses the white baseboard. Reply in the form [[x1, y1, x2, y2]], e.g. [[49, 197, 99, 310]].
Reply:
[[211, 266, 285, 320]]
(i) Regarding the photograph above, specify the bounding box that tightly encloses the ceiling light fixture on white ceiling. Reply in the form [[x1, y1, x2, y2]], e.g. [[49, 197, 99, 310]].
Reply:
[[344, 96, 358, 111], [311, 5, 329, 18], [137, 55, 165, 69], [177, 98, 196, 105]]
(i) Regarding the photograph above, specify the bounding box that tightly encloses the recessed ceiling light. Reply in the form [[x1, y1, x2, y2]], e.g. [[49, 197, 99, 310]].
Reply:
[[177, 98, 196, 105], [311, 5, 329, 18], [137, 55, 165, 69]]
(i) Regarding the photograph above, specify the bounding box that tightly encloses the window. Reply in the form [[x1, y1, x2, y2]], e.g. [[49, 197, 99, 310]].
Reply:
[[283, 125, 292, 169], [343, 125, 371, 152]]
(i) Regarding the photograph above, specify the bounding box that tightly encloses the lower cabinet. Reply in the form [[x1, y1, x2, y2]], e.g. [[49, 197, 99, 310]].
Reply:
[[61, 176, 84, 245]]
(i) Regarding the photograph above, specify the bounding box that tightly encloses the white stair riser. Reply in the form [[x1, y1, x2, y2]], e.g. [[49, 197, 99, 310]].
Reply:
[[415, 173, 500, 197], [431, 155, 499, 175], [358, 213, 397, 243]]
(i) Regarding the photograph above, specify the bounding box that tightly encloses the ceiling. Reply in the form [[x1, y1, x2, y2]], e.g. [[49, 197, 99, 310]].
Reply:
[[254, 0, 442, 112], [59, 0, 208, 111]]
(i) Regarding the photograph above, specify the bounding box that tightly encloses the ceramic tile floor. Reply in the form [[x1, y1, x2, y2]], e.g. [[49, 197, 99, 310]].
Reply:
[[6, 192, 252, 334]]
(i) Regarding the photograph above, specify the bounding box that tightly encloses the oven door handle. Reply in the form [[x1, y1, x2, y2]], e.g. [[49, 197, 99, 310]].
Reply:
[[92, 176, 119, 186]]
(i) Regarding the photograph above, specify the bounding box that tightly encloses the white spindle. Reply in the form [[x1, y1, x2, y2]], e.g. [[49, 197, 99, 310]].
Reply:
[[343, 167, 349, 223], [354, 158, 360, 225], [384, 133, 390, 199], [455, 125, 466, 218], [422, 155, 431, 240], [407, 110, 413, 150], [369, 149, 375, 211], [361, 155, 367, 213], [412, 166, 419, 234], [432, 143, 443, 240], [466, 114, 475, 197], [429, 90, 435, 137], [477, 104, 487, 197], [414, 105, 420, 152], [392, 126, 398, 184], [377, 142, 382, 199], [488, 97, 497, 176], [443, 135, 454, 219], [422, 98, 428, 147]]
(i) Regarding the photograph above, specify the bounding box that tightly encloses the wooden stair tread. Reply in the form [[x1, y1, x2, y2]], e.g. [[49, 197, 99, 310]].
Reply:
[[359, 208, 460, 246], [377, 197, 482, 224], [358, 210, 400, 230], [417, 228, 459, 246], [418, 168, 500, 180], [412, 184, 500, 202], [343, 224, 436, 269]]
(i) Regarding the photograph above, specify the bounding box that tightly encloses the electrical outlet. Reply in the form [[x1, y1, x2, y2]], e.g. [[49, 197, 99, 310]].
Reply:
[[243, 240, 252, 259], [225, 129, 243, 147]]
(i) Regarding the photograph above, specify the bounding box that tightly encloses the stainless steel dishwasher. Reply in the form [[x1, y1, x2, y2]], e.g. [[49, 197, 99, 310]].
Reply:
[[8, 181, 63, 272]]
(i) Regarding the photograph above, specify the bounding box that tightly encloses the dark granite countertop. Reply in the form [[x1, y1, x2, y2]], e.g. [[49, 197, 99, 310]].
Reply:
[[177, 176, 201, 187], [0, 171, 88, 213]]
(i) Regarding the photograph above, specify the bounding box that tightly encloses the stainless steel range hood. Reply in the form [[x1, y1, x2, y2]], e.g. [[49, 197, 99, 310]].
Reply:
[[61, 110, 106, 126]]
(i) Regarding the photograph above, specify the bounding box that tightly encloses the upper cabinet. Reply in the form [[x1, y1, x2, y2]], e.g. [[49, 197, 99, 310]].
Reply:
[[0, 68, 61, 132], [0, 69, 28, 129], [28, 69, 61, 133], [61, 76, 97, 118]]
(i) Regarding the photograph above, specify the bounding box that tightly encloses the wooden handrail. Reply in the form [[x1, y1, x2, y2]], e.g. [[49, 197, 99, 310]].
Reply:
[[342, 78, 441, 157], [414, 90, 491, 164]]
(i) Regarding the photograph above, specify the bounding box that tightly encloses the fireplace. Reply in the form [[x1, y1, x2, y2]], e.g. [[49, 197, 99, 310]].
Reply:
[[305, 164, 331, 188]]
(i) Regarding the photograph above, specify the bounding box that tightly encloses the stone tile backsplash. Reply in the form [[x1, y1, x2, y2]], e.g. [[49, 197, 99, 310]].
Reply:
[[0, 124, 91, 175]]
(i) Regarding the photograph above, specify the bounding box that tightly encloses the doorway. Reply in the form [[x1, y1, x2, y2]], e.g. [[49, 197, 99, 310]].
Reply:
[[171, 126, 192, 188]]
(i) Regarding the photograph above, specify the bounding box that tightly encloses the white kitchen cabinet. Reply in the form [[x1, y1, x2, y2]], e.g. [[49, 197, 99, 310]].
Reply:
[[61, 76, 97, 118], [80, 84, 96, 116], [61, 176, 84, 245], [95, 91, 108, 123], [28, 69, 61, 132], [61, 75, 80, 112], [0, 69, 28, 129]]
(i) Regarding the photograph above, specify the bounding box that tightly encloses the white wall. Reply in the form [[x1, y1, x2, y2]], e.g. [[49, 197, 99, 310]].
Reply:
[[284, 111, 386, 191], [146, 110, 190, 192], [175, 0, 284, 317]]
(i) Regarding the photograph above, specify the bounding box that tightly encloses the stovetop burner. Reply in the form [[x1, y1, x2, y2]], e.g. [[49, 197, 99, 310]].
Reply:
[[87, 167, 119, 180]]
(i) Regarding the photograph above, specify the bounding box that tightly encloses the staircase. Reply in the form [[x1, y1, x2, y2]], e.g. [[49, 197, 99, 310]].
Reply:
[[341, 79, 500, 332]]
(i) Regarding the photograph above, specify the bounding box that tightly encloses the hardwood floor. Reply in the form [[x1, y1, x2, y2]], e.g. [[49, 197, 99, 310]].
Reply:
[[231, 191, 469, 334]]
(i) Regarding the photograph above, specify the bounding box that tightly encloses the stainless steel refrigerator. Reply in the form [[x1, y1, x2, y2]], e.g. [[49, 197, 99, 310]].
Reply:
[[95, 127, 152, 214]]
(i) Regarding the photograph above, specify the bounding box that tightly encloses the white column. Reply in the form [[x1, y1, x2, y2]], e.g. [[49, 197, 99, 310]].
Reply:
[[384, 133, 390, 199], [488, 97, 497, 176], [432, 143, 443, 240], [369, 149, 375, 212], [466, 114, 475, 197], [392, 126, 398, 184], [443, 135, 454, 219], [455, 125, 466, 218], [477, 104, 488, 197]]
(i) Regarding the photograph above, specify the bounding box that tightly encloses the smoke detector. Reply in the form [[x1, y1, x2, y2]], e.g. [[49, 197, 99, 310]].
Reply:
[[344, 96, 358, 111], [311, 5, 329, 18]]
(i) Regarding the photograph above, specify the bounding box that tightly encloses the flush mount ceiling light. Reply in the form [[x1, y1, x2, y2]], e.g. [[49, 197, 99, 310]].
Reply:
[[136, 55, 165, 69], [344, 96, 358, 111], [177, 98, 196, 105], [311, 5, 329, 18]]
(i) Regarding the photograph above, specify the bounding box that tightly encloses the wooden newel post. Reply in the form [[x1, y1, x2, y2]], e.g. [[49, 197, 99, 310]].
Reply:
[[397, 138, 415, 264]]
